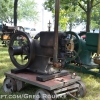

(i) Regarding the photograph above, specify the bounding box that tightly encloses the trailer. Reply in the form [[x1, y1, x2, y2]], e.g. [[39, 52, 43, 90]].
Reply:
[[3, 71, 86, 100]]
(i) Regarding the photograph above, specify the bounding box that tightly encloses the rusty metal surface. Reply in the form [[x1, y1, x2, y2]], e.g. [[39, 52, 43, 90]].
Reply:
[[53, 62, 62, 68], [5, 71, 81, 90]]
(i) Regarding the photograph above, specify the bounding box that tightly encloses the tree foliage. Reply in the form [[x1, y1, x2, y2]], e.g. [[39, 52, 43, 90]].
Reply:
[[0, 0, 13, 23], [0, 0, 38, 24], [59, 10, 68, 31], [91, 3, 100, 30], [66, 6, 83, 31], [44, 0, 100, 32], [18, 0, 38, 21]]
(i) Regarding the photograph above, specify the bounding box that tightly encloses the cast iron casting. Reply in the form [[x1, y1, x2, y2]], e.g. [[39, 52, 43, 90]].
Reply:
[[9, 31, 74, 75]]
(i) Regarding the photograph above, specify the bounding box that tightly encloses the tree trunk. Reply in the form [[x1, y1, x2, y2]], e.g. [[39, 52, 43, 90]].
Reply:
[[69, 23, 72, 31], [86, 11, 91, 32], [86, 0, 91, 32], [14, 0, 18, 26]]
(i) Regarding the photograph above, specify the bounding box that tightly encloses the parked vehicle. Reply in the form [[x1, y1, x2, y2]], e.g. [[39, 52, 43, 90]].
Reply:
[[24, 27, 31, 33], [24, 27, 37, 38]]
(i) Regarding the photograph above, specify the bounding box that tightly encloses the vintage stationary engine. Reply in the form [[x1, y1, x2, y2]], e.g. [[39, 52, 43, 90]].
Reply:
[[3, 0, 87, 99], [9, 31, 74, 76], [1, 24, 24, 46], [8, 27, 100, 76], [2, 28, 87, 99], [64, 31, 100, 76]]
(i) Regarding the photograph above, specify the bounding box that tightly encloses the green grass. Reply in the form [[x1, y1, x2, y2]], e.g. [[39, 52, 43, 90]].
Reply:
[[0, 40, 100, 100]]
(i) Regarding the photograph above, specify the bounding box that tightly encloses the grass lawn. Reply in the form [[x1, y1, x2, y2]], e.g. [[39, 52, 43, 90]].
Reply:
[[0, 40, 100, 100]]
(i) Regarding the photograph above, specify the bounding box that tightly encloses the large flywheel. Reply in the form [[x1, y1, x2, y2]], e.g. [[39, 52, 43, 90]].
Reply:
[[65, 31, 81, 62], [9, 31, 35, 69]]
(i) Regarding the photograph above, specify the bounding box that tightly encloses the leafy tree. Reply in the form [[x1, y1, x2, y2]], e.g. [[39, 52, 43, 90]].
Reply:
[[91, 3, 100, 31], [52, 9, 68, 31], [59, 10, 68, 31], [44, 0, 100, 32], [0, 0, 13, 23], [77, 0, 100, 32], [66, 7, 83, 31], [18, 0, 38, 21], [44, 1, 82, 31], [0, 0, 38, 25]]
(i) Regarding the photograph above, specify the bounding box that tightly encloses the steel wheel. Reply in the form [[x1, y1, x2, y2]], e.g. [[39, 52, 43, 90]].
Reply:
[[9, 31, 35, 69], [3, 77, 17, 93], [35, 89, 52, 100], [77, 81, 86, 97]]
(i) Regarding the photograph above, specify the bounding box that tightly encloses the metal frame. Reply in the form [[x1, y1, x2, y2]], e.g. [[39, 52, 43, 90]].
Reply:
[[5, 71, 81, 90], [4, 71, 86, 100], [65, 63, 100, 77]]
